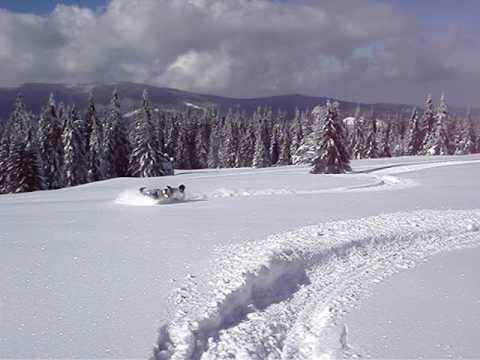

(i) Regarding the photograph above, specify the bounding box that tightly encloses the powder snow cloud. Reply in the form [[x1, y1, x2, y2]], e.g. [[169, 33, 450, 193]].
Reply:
[[0, 0, 478, 106]]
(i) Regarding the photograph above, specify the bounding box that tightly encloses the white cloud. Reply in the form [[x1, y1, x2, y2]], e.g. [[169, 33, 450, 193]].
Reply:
[[161, 49, 232, 92], [0, 0, 478, 105]]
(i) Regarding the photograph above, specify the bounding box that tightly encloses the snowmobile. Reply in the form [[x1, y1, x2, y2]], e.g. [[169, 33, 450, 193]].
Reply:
[[139, 184, 186, 203]]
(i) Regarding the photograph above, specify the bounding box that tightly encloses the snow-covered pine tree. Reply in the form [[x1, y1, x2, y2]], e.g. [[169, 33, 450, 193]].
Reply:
[[455, 110, 477, 155], [380, 120, 392, 158], [0, 127, 10, 193], [207, 110, 223, 168], [292, 106, 326, 165], [278, 118, 292, 165], [406, 108, 423, 155], [351, 110, 365, 159], [175, 113, 196, 170], [311, 101, 351, 174], [83, 92, 97, 152], [104, 89, 130, 178], [5, 96, 43, 193], [129, 90, 163, 177], [269, 121, 281, 166], [364, 111, 378, 158], [236, 117, 256, 168], [420, 94, 436, 154], [62, 106, 88, 187], [37, 93, 64, 189], [7, 127, 44, 193], [425, 93, 451, 155], [194, 112, 211, 169], [252, 109, 272, 168], [87, 109, 105, 183], [219, 109, 240, 168], [289, 108, 304, 160]]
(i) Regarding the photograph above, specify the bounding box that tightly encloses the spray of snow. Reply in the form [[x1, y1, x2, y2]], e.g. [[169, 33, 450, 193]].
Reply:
[[114, 189, 160, 206]]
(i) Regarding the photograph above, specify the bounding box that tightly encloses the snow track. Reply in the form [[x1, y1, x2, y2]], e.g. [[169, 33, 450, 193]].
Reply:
[[153, 210, 480, 359]]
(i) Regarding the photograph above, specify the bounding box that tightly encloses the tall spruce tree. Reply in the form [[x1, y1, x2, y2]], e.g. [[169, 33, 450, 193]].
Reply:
[[129, 90, 163, 177], [311, 101, 351, 174], [406, 108, 422, 155], [252, 110, 272, 168], [38, 93, 64, 189], [420, 94, 436, 154], [218, 110, 239, 168], [425, 94, 451, 155], [278, 119, 292, 165], [104, 89, 130, 178], [207, 110, 222, 168], [87, 110, 105, 182], [364, 111, 378, 158], [62, 106, 88, 187], [5, 96, 43, 193], [455, 110, 477, 154], [236, 118, 256, 167]]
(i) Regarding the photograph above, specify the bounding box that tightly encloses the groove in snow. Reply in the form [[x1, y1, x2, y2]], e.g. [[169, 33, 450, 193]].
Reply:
[[152, 210, 480, 359]]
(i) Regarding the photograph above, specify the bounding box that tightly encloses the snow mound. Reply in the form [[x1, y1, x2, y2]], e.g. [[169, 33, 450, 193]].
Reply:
[[153, 210, 480, 359]]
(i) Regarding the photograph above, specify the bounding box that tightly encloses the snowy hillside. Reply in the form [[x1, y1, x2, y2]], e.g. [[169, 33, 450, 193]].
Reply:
[[1, 155, 480, 358]]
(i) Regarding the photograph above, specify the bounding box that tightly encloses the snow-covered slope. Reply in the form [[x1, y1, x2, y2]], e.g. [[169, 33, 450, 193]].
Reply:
[[1, 155, 480, 358]]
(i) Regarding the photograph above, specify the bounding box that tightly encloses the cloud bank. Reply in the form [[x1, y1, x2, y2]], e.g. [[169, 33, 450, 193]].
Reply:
[[0, 0, 478, 106]]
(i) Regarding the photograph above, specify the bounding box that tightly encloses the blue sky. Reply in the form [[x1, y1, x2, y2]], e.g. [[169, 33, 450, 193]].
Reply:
[[0, 0, 478, 106], [1, 0, 478, 26], [0, 0, 106, 14]]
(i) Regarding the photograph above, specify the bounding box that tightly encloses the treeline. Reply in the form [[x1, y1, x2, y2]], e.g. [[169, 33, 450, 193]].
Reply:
[[0, 89, 477, 194]]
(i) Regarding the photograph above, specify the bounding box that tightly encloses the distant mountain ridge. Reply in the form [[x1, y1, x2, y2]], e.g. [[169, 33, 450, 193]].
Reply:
[[0, 82, 474, 121]]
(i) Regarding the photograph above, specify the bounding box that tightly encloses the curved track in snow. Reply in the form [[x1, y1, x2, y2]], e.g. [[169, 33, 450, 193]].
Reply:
[[199, 159, 480, 199], [153, 210, 480, 359], [115, 159, 480, 206]]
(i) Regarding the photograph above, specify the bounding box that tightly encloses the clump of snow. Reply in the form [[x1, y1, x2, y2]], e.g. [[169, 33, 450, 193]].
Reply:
[[466, 223, 479, 232]]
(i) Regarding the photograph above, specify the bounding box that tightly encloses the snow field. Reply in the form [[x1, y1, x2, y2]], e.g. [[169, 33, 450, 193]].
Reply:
[[154, 210, 480, 359]]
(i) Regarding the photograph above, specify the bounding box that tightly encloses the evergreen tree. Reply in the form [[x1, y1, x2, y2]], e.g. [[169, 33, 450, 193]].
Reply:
[[175, 114, 196, 170], [236, 118, 256, 168], [311, 101, 351, 174], [219, 110, 239, 168], [290, 108, 304, 160], [380, 120, 392, 158], [351, 111, 365, 159], [406, 108, 423, 155], [5, 96, 43, 193], [292, 107, 325, 165], [425, 94, 451, 155], [364, 111, 378, 158], [129, 90, 163, 177], [62, 106, 88, 187], [104, 89, 130, 178], [38, 93, 64, 189], [269, 122, 281, 165], [194, 113, 211, 169], [207, 110, 223, 168], [278, 119, 292, 165], [421, 94, 436, 154], [252, 110, 272, 168], [455, 110, 477, 155], [87, 110, 105, 182], [0, 127, 10, 193]]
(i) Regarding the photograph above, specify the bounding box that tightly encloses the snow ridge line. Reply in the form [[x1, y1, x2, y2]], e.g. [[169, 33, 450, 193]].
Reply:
[[152, 210, 480, 359]]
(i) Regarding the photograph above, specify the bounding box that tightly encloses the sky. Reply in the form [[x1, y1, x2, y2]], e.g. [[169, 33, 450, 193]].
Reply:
[[0, 0, 478, 106]]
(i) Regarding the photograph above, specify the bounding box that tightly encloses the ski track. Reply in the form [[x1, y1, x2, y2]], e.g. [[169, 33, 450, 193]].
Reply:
[[198, 159, 480, 200], [152, 210, 480, 360], [114, 159, 480, 206]]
